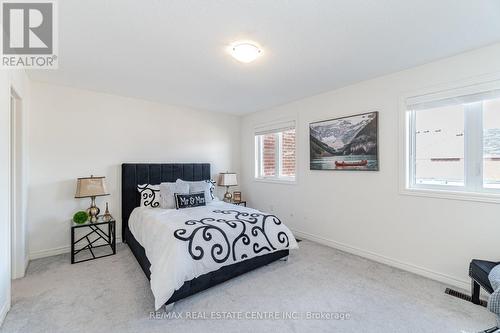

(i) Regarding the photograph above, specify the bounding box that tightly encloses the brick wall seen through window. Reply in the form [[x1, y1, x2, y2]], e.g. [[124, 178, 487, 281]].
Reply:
[[281, 129, 296, 177], [262, 134, 276, 177], [256, 128, 296, 180]]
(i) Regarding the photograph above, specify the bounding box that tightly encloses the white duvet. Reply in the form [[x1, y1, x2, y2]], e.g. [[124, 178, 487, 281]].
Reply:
[[129, 200, 298, 310]]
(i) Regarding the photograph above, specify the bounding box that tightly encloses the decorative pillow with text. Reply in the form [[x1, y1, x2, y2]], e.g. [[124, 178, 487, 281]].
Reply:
[[174, 191, 206, 209]]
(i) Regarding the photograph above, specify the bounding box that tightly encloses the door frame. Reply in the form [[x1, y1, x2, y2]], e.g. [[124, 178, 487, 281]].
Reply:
[[9, 87, 26, 280]]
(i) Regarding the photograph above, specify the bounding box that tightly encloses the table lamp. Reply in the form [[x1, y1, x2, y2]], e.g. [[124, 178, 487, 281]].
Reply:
[[218, 172, 238, 202], [75, 175, 109, 223]]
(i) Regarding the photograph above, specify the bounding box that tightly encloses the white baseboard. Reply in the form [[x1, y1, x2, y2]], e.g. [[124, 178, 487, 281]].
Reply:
[[29, 244, 70, 260], [29, 238, 122, 260], [0, 299, 9, 328], [292, 229, 470, 291]]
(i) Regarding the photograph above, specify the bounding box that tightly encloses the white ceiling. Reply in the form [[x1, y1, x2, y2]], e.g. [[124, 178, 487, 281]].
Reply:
[[29, 0, 500, 114]]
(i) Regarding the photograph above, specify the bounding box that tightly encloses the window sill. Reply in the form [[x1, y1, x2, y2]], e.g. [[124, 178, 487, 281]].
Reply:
[[400, 187, 500, 204], [254, 177, 297, 185]]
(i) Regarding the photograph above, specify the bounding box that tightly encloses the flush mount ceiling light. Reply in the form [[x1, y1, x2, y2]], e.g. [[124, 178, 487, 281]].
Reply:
[[229, 42, 262, 63]]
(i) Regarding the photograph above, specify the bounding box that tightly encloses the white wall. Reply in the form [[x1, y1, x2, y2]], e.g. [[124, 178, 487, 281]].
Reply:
[[27, 81, 241, 258], [240, 43, 500, 290], [0, 69, 30, 325]]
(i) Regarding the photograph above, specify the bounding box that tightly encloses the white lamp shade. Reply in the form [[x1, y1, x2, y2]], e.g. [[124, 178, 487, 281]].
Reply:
[[218, 173, 238, 186], [75, 176, 109, 198]]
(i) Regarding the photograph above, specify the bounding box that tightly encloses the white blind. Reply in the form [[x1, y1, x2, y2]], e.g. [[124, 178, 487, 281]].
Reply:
[[254, 120, 295, 136], [406, 80, 500, 111]]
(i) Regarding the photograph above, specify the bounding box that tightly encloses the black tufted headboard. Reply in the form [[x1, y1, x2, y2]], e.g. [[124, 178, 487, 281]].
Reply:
[[121, 163, 211, 241]]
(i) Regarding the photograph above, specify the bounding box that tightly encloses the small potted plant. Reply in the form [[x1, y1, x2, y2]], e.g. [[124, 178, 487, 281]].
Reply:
[[73, 211, 89, 224]]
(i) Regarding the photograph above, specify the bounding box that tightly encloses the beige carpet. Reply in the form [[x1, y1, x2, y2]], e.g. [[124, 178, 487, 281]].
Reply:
[[0, 240, 496, 333]]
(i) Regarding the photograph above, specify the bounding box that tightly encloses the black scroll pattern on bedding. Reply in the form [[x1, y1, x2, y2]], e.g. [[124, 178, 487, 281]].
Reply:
[[173, 210, 289, 263], [137, 184, 160, 208]]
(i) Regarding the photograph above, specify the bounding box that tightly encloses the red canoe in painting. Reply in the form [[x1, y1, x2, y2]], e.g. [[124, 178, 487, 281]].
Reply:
[[335, 160, 368, 167]]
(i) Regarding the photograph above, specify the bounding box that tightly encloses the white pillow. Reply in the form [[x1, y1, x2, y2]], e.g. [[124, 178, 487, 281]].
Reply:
[[137, 184, 160, 208], [176, 179, 216, 203], [159, 182, 189, 209]]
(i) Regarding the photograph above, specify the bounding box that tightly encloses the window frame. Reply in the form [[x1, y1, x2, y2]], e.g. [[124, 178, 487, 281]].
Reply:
[[399, 75, 500, 203], [254, 120, 297, 184]]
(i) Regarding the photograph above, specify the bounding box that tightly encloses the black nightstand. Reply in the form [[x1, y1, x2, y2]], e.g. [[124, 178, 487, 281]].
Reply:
[[71, 218, 116, 264], [233, 201, 247, 207]]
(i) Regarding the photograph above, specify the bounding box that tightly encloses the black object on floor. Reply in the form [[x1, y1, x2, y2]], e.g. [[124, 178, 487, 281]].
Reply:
[[445, 288, 487, 307], [469, 259, 499, 305]]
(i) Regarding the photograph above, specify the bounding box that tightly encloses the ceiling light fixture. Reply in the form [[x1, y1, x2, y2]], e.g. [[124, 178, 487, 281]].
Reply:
[[230, 42, 262, 63]]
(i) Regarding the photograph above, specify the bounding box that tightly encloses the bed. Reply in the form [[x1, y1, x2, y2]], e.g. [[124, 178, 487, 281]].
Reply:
[[121, 163, 298, 310]]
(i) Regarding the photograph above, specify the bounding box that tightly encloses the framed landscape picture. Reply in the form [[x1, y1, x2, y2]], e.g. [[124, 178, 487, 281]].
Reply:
[[310, 111, 379, 171]]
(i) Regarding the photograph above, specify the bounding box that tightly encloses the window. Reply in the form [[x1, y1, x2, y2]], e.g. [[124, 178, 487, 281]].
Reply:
[[483, 98, 500, 189], [255, 121, 296, 182], [405, 81, 500, 198], [414, 104, 465, 186]]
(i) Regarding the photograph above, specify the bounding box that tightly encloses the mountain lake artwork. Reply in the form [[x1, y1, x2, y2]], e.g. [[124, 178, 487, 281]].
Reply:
[[310, 111, 379, 171]]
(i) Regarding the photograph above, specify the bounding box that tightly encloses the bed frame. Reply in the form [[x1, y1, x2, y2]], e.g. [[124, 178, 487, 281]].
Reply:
[[121, 163, 289, 306]]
